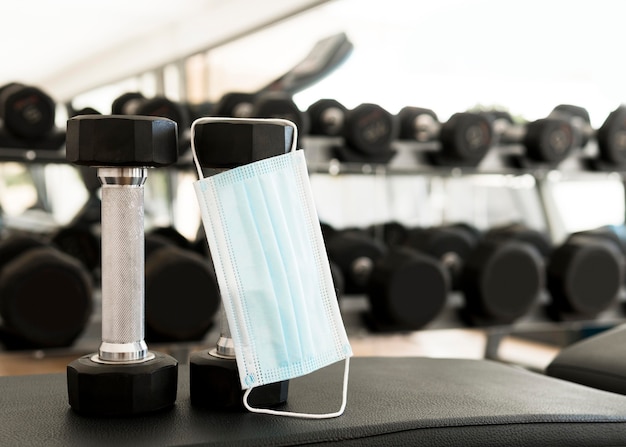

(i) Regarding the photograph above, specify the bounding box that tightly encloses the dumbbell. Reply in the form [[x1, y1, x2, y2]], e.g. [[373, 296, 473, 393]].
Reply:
[[70, 107, 101, 117], [485, 224, 625, 321], [548, 105, 594, 149], [548, 229, 625, 320], [0, 235, 93, 350], [397, 107, 493, 167], [325, 228, 387, 295], [307, 99, 348, 137], [460, 233, 545, 326], [595, 106, 626, 168], [0, 82, 65, 150], [325, 227, 449, 331], [306, 99, 397, 163], [490, 113, 576, 167], [65, 115, 178, 416], [144, 230, 220, 342], [549, 104, 626, 170], [189, 118, 291, 411], [367, 221, 410, 248], [404, 223, 480, 290], [405, 223, 545, 325], [112, 92, 190, 154]]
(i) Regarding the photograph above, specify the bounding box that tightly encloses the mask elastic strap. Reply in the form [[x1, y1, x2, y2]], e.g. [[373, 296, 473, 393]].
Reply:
[[243, 357, 350, 419]]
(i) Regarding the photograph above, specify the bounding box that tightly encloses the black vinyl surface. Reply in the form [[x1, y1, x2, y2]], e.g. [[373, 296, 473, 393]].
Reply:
[[1, 357, 626, 446], [547, 323, 626, 396]]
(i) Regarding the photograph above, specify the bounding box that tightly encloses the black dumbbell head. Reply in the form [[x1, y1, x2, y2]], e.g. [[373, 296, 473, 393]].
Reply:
[[367, 221, 409, 247], [67, 352, 178, 416], [551, 104, 591, 124], [190, 351, 288, 410], [325, 230, 386, 295], [71, 107, 101, 117], [439, 112, 492, 165], [462, 239, 544, 324], [547, 234, 624, 318], [485, 223, 552, 258], [397, 106, 439, 141], [51, 224, 101, 273], [523, 118, 574, 164], [597, 105, 626, 166], [145, 245, 220, 342], [0, 83, 56, 139], [213, 92, 256, 118], [0, 237, 93, 348], [111, 92, 145, 115], [66, 115, 178, 167], [405, 225, 479, 289], [366, 247, 449, 331], [193, 119, 293, 169], [307, 99, 348, 136], [343, 103, 397, 155], [251, 91, 310, 135]]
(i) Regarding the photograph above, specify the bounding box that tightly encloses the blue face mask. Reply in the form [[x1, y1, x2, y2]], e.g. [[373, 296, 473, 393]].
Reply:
[[192, 118, 352, 419]]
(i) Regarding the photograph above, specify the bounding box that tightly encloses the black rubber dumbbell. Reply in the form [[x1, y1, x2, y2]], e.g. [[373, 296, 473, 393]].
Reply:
[[590, 106, 626, 169], [459, 231, 545, 326], [367, 221, 410, 248], [325, 227, 449, 331], [66, 115, 179, 417], [365, 245, 450, 332], [548, 104, 626, 170], [190, 118, 291, 411], [332, 103, 398, 164], [144, 230, 220, 343], [404, 223, 480, 290], [0, 236, 93, 350], [307, 99, 349, 137], [397, 107, 493, 167], [0, 82, 65, 150], [548, 104, 594, 149], [548, 229, 625, 321], [404, 222, 544, 325], [305, 99, 398, 163], [325, 228, 387, 295], [484, 224, 625, 321], [490, 113, 576, 167]]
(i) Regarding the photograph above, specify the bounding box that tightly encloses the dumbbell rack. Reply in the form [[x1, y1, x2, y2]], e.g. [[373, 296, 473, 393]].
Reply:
[[303, 131, 626, 366]]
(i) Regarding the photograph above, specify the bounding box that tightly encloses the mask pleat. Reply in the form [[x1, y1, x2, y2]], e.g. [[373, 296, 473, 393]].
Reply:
[[194, 149, 352, 391]]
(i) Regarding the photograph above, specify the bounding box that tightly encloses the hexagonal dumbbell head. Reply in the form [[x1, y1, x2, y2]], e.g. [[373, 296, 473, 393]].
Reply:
[[67, 352, 178, 416], [193, 119, 293, 168], [190, 350, 288, 411], [66, 115, 178, 167]]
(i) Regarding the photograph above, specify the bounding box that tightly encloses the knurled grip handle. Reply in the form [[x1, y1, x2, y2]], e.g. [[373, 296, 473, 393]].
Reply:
[[101, 184, 144, 344], [96, 167, 151, 363]]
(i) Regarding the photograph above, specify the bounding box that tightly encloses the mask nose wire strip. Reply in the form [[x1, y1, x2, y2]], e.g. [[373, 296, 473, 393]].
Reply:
[[242, 357, 350, 419], [191, 117, 298, 180]]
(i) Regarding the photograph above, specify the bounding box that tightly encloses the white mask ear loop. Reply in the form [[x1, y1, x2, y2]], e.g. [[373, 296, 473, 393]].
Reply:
[[242, 357, 350, 419], [190, 117, 299, 180]]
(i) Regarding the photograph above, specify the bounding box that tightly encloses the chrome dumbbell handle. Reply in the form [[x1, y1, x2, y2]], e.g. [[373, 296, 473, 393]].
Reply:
[[96, 167, 153, 363]]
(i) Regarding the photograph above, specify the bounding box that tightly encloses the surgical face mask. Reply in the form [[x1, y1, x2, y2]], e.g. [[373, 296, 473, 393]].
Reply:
[[191, 117, 352, 419]]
